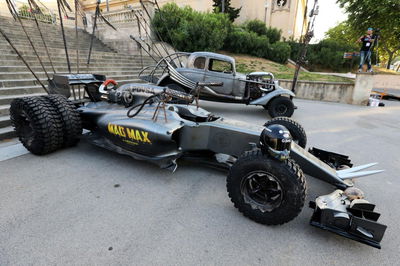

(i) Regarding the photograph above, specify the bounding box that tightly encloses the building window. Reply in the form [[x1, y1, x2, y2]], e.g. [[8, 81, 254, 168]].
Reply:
[[277, 0, 288, 7]]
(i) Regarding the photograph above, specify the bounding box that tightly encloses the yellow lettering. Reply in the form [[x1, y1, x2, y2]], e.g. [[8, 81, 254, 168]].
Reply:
[[108, 123, 114, 134], [113, 125, 119, 136], [135, 130, 142, 142], [141, 131, 151, 143], [119, 126, 126, 137], [108, 124, 151, 144], [126, 128, 136, 140]]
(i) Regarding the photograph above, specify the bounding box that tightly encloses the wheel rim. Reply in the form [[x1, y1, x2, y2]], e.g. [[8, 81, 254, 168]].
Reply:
[[275, 104, 288, 116], [18, 111, 35, 145], [240, 171, 283, 212]]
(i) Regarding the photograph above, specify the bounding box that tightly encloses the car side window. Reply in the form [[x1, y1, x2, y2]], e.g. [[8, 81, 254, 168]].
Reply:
[[208, 59, 233, 73], [193, 57, 206, 69]]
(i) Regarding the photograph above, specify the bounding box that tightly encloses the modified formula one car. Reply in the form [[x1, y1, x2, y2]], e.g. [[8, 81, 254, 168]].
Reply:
[[9, 74, 387, 248], [139, 52, 296, 118]]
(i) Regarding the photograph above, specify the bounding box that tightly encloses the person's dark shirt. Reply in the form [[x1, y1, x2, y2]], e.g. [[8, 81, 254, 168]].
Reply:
[[360, 35, 374, 51]]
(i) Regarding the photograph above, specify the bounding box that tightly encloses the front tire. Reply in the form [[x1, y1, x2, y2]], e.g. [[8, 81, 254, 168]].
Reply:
[[227, 149, 306, 225], [266, 96, 295, 118], [264, 117, 307, 148]]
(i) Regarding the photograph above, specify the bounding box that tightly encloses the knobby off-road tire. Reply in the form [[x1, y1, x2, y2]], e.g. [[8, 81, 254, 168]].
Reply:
[[10, 97, 64, 155], [266, 96, 295, 118], [44, 94, 82, 147], [264, 117, 307, 148], [227, 149, 306, 225]]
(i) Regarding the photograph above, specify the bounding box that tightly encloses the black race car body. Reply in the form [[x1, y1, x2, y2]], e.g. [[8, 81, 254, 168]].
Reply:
[[10, 74, 388, 249]]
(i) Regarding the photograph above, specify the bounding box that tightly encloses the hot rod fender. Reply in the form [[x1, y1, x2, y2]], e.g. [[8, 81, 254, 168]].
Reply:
[[249, 87, 295, 106], [156, 73, 171, 87]]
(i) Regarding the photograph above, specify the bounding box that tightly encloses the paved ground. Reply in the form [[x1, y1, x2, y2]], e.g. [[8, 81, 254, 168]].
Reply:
[[1, 99, 400, 265]]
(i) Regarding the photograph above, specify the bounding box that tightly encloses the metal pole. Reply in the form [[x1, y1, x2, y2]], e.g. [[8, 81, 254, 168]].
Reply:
[[129, 36, 158, 63], [106, 0, 109, 12], [87, 3, 99, 68], [0, 27, 48, 93], [136, 15, 144, 68], [221, 0, 225, 13], [154, 0, 181, 66], [139, 0, 171, 56], [28, 0, 56, 74], [75, 0, 80, 74], [133, 13, 162, 60], [135, 11, 164, 57], [291, 0, 318, 93], [7, 0, 51, 80], [57, 0, 72, 73]]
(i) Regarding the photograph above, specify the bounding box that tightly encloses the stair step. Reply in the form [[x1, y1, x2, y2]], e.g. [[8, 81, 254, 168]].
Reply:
[[0, 85, 45, 95], [0, 105, 10, 116], [0, 93, 46, 105], [0, 116, 11, 128], [0, 126, 16, 140]]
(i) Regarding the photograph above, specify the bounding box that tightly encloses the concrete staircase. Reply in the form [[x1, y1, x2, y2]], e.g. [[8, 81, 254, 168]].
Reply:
[[0, 16, 155, 140]]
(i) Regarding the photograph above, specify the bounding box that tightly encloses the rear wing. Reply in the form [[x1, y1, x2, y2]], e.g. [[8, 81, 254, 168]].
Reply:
[[48, 74, 106, 100]]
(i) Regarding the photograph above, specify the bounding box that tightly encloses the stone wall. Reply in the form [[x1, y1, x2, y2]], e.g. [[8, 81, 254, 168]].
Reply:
[[279, 80, 355, 104], [279, 73, 378, 105], [373, 74, 400, 90]]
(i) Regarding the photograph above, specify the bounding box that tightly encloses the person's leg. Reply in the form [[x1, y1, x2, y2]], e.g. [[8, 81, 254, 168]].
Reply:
[[359, 51, 366, 71]]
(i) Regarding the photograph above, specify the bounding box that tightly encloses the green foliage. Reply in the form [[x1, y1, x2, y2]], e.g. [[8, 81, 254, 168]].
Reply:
[[336, 0, 400, 68], [288, 40, 359, 72], [245, 20, 282, 43], [153, 4, 288, 63], [265, 27, 282, 44], [18, 4, 53, 23], [224, 27, 270, 58], [152, 3, 230, 52], [324, 21, 360, 46], [245, 20, 267, 36], [268, 42, 291, 64], [224, 26, 290, 63], [212, 0, 242, 22]]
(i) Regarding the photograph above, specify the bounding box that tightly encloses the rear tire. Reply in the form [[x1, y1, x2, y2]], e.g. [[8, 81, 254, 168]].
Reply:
[[267, 96, 295, 118], [264, 117, 307, 148], [44, 95, 82, 147], [10, 97, 64, 155], [227, 149, 306, 225]]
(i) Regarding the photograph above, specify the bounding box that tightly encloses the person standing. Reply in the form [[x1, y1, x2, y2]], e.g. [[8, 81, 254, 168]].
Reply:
[[357, 28, 375, 72]]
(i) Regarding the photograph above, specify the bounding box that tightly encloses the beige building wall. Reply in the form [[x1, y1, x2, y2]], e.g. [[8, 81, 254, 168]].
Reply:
[[0, 0, 83, 27], [230, 0, 307, 40], [79, 0, 307, 40]]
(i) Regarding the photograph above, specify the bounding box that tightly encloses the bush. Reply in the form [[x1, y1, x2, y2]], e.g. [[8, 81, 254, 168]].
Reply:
[[152, 3, 230, 52], [245, 20, 282, 43], [288, 40, 359, 72], [268, 42, 291, 64], [245, 20, 267, 36], [224, 27, 270, 58], [265, 27, 282, 44]]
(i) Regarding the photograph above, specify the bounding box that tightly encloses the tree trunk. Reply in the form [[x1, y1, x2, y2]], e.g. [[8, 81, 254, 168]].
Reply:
[[387, 51, 394, 69]]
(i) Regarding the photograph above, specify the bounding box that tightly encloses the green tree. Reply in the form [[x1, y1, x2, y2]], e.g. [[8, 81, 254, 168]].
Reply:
[[152, 3, 230, 52], [324, 21, 359, 47], [337, 0, 400, 68], [212, 0, 241, 22]]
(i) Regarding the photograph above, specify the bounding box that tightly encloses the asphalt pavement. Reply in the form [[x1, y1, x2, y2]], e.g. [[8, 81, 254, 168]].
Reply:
[[1, 99, 399, 265]]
